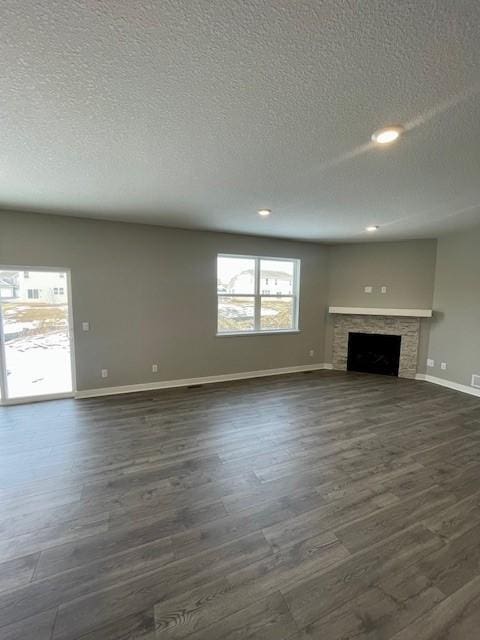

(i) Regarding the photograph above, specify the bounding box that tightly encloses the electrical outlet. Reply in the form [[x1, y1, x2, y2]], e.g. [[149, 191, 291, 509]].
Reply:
[[309, 350, 314, 357], [440, 362, 447, 370], [381, 286, 387, 294], [152, 364, 158, 373], [101, 369, 108, 378], [364, 286, 373, 294], [82, 321, 90, 331], [427, 358, 435, 368]]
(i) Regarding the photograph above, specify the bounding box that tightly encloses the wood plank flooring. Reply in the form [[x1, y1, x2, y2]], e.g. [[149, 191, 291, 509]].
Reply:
[[1, 370, 480, 639]]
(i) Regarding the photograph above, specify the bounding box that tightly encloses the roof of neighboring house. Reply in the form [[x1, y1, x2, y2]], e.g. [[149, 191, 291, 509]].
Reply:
[[260, 270, 292, 281], [228, 269, 292, 284], [0, 274, 17, 288]]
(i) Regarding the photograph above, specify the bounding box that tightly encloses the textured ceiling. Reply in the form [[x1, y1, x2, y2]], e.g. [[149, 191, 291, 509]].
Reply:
[[1, 0, 480, 241]]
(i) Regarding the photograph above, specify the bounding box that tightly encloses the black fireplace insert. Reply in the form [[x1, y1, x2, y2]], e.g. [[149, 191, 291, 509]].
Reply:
[[347, 332, 401, 376]]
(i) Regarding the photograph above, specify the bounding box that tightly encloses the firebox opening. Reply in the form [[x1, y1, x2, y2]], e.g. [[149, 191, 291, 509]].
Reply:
[[347, 332, 401, 377]]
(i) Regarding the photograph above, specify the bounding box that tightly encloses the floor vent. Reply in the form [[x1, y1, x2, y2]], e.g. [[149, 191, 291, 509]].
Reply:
[[187, 384, 203, 389], [471, 374, 480, 389]]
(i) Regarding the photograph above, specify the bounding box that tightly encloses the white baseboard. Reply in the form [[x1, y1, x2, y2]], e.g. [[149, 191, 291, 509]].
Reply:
[[76, 365, 480, 401], [76, 363, 331, 399], [415, 373, 480, 398]]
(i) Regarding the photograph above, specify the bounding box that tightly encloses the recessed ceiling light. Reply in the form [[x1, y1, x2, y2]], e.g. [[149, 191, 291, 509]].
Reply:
[[371, 125, 404, 145], [366, 225, 379, 232], [258, 208, 271, 217]]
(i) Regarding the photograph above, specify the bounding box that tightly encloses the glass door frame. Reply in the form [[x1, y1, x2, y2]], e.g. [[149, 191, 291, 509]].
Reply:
[[0, 265, 77, 406]]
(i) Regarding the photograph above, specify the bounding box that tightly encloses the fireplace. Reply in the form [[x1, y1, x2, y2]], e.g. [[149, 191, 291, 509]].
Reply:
[[347, 332, 401, 376], [330, 313, 423, 379]]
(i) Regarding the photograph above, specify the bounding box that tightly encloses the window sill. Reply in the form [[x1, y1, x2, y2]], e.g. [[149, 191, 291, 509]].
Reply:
[[216, 329, 301, 337]]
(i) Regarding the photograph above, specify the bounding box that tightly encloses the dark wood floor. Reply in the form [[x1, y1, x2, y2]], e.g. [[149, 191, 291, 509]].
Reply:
[[1, 371, 480, 639]]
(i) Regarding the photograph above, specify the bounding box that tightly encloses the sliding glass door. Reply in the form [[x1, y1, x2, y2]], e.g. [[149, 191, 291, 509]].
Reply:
[[0, 267, 75, 404]]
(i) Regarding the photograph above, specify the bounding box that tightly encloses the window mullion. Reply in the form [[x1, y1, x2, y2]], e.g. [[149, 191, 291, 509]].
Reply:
[[0, 303, 9, 403], [254, 258, 261, 331]]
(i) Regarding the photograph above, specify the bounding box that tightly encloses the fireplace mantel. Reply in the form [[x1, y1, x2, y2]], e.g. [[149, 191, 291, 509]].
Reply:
[[328, 307, 432, 318]]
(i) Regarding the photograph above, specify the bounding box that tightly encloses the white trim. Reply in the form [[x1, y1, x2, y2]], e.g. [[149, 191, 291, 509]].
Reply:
[[0, 263, 72, 272], [0, 265, 76, 405], [254, 256, 261, 330], [77, 368, 480, 401], [415, 373, 480, 398], [66, 269, 77, 396], [217, 253, 300, 334], [328, 307, 433, 318], [216, 330, 301, 337], [217, 253, 300, 264], [0, 302, 7, 401], [76, 363, 331, 399], [1, 392, 75, 406]]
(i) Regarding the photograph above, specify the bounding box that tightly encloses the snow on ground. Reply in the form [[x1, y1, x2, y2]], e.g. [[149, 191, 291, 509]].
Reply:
[[5, 332, 72, 398]]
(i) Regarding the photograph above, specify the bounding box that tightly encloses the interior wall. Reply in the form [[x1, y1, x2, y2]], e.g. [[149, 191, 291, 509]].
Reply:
[[0, 211, 328, 392], [427, 226, 480, 388], [324, 240, 438, 373], [1, 211, 445, 395]]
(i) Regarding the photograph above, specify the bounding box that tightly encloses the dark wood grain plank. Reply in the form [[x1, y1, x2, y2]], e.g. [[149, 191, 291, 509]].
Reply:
[[0, 370, 479, 640], [0, 553, 39, 594]]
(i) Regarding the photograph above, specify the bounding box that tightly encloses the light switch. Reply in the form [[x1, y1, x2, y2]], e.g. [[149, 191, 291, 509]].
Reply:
[[381, 286, 387, 294], [82, 321, 90, 331]]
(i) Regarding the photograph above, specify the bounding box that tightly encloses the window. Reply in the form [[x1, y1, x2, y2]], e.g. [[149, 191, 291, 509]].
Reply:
[[27, 289, 39, 299], [53, 288, 59, 295], [59, 287, 64, 295], [217, 254, 300, 334], [24, 271, 29, 278]]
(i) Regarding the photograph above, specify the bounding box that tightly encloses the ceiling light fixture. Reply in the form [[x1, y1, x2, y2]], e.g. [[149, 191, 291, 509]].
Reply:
[[371, 125, 404, 145], [366, 225, 379, 232], [258, 208, 272, 217]]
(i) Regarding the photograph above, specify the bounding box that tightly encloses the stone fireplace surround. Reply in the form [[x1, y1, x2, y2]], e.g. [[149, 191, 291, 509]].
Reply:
[[331, 313, 422, 379]]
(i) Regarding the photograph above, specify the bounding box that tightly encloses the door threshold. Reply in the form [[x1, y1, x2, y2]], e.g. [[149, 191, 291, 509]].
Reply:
[[0, 392, 75, 406]]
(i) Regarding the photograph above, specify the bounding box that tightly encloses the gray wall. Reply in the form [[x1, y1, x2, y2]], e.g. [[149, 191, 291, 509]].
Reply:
[[325, 240, 438, 373], [0, 211, 328, 391], [1, 211, 445, 394], [427, 226, 480, 387]]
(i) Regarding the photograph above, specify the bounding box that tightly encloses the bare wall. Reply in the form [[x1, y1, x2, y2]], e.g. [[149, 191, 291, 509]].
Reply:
[[325, 240, 437, 373], [427, 226, 480, 387], [0, 211, 328, 391]]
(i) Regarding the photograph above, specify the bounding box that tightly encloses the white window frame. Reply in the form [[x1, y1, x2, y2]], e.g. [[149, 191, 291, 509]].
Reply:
[[217, 254, 301, 336]]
